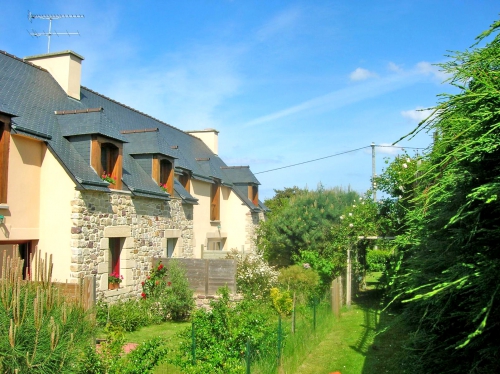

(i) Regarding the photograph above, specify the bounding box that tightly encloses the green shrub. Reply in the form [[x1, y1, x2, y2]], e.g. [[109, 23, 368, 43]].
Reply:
[[117, 336, 169, 373], [96, 299, 153, 332], [173, 287, 277, 373], [278, 264, 321, 304], [159, 260, 194, 321], [76, 325, 169, 374], [227, 250, 278, 298], [140, 260, 194, 322], [366, 248, 393, 272]]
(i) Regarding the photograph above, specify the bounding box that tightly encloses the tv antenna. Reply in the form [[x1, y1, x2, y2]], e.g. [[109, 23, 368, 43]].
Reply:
[[28, 11, 84, 53]]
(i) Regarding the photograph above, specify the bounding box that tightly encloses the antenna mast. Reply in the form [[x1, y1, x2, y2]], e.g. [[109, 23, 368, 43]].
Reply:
[[28, 11, 84, 53]]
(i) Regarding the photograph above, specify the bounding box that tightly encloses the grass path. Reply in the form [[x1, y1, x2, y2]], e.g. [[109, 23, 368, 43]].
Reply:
[[292, 298, 379, 374], [290, 275, 407, 374]]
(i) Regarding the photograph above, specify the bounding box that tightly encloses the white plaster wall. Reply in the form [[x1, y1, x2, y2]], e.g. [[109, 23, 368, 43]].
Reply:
[[220, 186, 249, 251], [38, 147, 76, 282], [190, 179, 213, 258]]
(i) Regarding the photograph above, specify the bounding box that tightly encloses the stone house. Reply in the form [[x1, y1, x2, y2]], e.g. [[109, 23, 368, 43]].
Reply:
[[0, 50, 267, 300]]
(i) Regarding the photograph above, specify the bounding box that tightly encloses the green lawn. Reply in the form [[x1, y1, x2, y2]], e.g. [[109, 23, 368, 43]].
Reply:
[[123, 321, 189, 344]]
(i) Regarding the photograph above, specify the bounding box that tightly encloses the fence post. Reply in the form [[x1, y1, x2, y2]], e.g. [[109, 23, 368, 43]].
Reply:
[[277, 315, 282, 366], [204, 260, 209, 296], [191, 322, 196, 365], [313, 298, 317, 331], [246, 337, 251, 374], [331, 277, 341, 318], [292, 292, 296, 334]]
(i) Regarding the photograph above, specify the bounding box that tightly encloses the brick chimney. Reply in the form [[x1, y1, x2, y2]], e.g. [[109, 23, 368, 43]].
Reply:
[[25, 50, 84, 100], [187, 128, 219, 155]]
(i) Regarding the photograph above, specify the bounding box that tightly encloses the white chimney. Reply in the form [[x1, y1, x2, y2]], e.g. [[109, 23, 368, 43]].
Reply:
[[25, 50, 84, 100], [187, 128, 219, 155]]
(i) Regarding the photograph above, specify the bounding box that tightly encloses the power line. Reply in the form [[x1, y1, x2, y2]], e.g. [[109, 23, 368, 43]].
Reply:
[[254, 144, 427, 175]]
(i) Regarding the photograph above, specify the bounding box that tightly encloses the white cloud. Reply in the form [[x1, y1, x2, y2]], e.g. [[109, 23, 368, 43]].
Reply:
[[415, 61, 450, 82], [255, 7, 301, 41], [388, 62, 403, 72], [401, 107, 435, 123], [244, 72, 419, 127], [349, 67, 378, 81]]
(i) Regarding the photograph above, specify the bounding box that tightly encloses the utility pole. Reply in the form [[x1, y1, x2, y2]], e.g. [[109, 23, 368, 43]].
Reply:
[[371, 142, 376, 201], [28, 11, 84, 53]]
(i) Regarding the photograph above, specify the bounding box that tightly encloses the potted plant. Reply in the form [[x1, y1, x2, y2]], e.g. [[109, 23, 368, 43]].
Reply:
[[108, 272, 123, 290], [101, 171, 116, 185], [159, 182, 168, 192]]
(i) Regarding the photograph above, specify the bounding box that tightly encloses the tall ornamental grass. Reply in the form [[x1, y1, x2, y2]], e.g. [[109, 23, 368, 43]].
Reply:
[[0, 250, 95, 373]]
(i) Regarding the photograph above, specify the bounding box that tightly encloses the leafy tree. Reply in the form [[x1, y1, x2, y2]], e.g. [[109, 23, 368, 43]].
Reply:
[[387, 19, 500, 373], [263, 186, 308, 216], [257, 186, 359, 286]]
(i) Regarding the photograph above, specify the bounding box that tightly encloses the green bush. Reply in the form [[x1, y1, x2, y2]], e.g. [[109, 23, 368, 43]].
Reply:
[[159, 260, 194, 321], [140, 260, 194, 322], [96, 299, 155, 332], [278, 264, 321, 304], [227, 250, 278, 299], [366, 248, 392, 272], [173, 287, 277, 373], [76, 326, 169, 374]]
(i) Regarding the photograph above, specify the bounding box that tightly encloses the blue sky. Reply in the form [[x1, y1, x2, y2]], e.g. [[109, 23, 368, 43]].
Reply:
[[1, 1, 499, 199]]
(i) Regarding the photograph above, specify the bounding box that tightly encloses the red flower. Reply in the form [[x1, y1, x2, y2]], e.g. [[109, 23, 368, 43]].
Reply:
[[155, 280, 159, 285], [141, 292, 146, 299], [158, 264, 164, 270], [147, 276, 151, 279], [167, 281, 172, 286], [141, 281, 145, 286]]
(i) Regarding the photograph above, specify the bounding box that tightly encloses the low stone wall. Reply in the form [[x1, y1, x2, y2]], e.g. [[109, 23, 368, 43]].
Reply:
[[195, 293, 244, 311]]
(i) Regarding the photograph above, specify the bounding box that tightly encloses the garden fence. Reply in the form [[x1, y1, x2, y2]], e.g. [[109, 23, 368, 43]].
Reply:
[[154, 258, 237, 295], [52, 276, 96, 311]]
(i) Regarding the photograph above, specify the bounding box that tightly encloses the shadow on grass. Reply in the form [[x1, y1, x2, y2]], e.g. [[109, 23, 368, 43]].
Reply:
[[347, 276, 409, 374], [348, 288, 384, 357]]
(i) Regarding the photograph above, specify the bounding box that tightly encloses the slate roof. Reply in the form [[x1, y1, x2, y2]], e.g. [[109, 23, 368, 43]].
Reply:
[[0, 50, 264, 208], [57, 108, 127, 142], [220, 166, 260, 185]]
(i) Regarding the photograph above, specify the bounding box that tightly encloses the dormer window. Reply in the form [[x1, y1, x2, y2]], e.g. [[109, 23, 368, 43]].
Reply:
[[0, 116, 11, 203], [211, 180, 221, 221], [248, 185, 258, 206], [179, 171, 191, 192], [91, 135, 123, 190], [153, 156, 174, 195]]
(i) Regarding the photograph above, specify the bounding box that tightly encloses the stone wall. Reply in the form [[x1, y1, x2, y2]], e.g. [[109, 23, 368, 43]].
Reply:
[[70, 190, 194, 301], [244, 210, 266, 253]]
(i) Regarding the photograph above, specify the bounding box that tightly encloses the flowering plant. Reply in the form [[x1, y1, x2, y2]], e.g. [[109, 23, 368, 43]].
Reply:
[[101, 171, 116, 185], [159, 182, 168, 192], [141, 262, 168, 299], [108, 272, 123, 284]]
